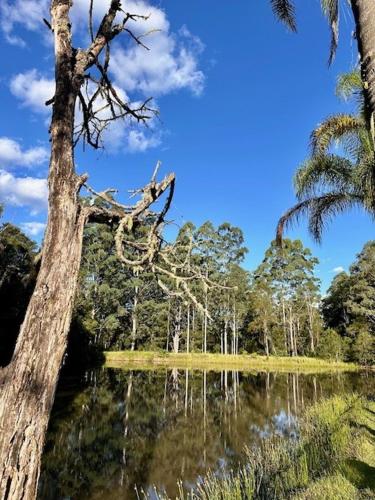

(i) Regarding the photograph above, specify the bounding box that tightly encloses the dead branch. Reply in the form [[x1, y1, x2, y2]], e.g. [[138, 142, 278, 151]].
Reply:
[[84, 164, 231, 320], [42, 0, 159, 149]]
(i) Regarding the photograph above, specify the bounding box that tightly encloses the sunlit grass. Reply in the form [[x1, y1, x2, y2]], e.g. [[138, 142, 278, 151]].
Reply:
[[104, 350, 359, 373]]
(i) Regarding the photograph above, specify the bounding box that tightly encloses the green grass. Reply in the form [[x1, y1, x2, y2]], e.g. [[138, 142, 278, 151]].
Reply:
[[104, 350, 359, 373]]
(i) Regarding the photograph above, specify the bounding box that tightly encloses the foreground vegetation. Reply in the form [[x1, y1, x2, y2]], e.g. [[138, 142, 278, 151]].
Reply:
[[105, 351, 359, 373], [142, 395, 375, 499]]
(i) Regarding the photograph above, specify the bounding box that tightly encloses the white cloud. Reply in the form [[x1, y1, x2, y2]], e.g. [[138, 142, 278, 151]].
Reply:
[[4, 1, 205, 152], [20, 221, 46, 236], [10, 70, 54, 114], [3, 1, 205, 98], [127, 129, 161, 152], [332, 266, 345, 274], [0, 137, 48, 167], [0, 169, 47, 211], [111, 13, 205, 96], [0, 0, 49, 45]]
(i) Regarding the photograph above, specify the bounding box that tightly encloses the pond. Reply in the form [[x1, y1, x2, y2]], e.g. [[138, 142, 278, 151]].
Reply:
[[38, 368, 373, 499]]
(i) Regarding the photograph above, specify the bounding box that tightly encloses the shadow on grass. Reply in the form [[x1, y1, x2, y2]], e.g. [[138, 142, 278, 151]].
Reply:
[[343, 459, 375, 491]]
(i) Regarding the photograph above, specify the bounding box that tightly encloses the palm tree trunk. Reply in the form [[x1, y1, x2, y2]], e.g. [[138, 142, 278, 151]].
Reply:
[[351, 0, 375, 130]]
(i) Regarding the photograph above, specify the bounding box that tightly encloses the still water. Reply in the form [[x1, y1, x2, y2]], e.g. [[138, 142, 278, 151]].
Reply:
[[38, 368, 373, 499]]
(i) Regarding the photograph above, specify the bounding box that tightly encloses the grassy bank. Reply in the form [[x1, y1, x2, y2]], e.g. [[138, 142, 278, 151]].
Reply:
[[104, 350, 359, 373], [142, 395, 375, 499]]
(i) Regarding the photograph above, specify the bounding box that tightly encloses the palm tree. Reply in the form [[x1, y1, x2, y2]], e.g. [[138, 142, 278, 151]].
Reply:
[[276, 71, 375, 244], [271, 0, 375, 127]]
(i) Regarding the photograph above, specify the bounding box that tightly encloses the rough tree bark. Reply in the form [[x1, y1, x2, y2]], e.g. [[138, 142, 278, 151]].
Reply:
[[0, 2, 173, 498], [351, 0, 375, 128], [0, 3, 87, 498]]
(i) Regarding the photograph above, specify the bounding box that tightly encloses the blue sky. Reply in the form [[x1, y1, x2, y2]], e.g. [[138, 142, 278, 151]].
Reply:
[[0, 0, 373, 292]]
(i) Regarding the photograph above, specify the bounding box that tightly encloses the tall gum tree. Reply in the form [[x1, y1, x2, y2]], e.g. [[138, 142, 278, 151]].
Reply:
[[0, 1, 177, 498]]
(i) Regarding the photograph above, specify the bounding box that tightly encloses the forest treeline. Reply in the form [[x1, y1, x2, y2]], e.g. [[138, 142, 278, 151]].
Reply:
[[1, 208, 374, 367]]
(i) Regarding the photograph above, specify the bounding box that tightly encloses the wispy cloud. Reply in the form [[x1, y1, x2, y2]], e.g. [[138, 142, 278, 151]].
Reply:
[[10, 70, 54, 114], [0, 137, 48, 167], [20, 221, 46, 237], [3, 1, 205, 154], [0, 169, 47, 212], [111, 16, 205, 97]]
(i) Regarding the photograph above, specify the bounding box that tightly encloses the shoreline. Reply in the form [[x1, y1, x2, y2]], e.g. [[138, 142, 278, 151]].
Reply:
[[104, 351, 360, 373]]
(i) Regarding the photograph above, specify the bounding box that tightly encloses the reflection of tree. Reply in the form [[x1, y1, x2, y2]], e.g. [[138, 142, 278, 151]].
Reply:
[[39, 369, 372, 499]]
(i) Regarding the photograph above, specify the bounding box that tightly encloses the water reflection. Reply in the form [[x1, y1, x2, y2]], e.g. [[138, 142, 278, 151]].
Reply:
[[38, 369, 373, 500]]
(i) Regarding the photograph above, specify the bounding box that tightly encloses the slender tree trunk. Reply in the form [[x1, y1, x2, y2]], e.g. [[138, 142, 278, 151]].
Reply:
[[288, 307, 295, 356], [282, 299, 288, 354], [351, 0, 375, 130], [173, 304, 182, 354], [203, 290, 208, 354], [192, 306, 195, 337], [232, 300, 237, 355], [293, 320, 298, 356], [307, 302, 315, 353], [186, 304, 190, 353], [166, 299, 171, 352], [130, 271, 139, 351], [263, 320, 270, 357], [0, 5, 85, 497], [224, 318, 228, 355]]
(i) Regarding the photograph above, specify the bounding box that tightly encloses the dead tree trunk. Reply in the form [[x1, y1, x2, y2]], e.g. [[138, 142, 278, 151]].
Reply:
[[0, 4, 85, 498], [0, 2, 174, 498]]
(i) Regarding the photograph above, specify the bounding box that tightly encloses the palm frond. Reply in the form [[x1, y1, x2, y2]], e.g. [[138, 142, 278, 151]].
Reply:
[[271, 0, 297, 32], [276, 192, 363, 246], [294, 155, 354, 199], [321, 0, 339, 65], [276, 199, 312, 246], [310, 114, 363, 155], [336, 70, 367, 120], [308, 192, 363, 242], [336, 71, 363, 101]]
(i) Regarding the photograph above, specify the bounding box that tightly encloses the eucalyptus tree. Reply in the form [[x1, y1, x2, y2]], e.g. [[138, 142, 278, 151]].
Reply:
[[193, 222, 248, 354], [345, 240, 375, 329], [322, 271, 352, 334], [271, 0, 375, 128], [194, 222, 219, 353], [248, 279, 276, 356], [253, 239, 321, 355], [225, 263, 250, 355], [75, 220, 131, 351], [277, 71, 375, 243], [322, 240, 375, 363]]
